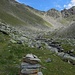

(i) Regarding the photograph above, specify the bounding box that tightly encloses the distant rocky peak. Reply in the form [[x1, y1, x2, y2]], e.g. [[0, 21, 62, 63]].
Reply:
[[61, 6, 75, 18], [48, 8, 59, 12], [61, 9, 69, 18], [68, 6, 75, 15], [47, 8, 61, 18]]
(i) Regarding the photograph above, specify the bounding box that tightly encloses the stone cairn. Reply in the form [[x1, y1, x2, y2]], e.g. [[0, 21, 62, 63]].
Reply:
[[20, 54, 43, 75]]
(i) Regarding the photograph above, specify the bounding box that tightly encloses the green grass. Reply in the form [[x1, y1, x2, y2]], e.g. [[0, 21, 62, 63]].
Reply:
[[0, 9, 25, 25], [62, 44, 73, 51], [0, 32, 75, 75]]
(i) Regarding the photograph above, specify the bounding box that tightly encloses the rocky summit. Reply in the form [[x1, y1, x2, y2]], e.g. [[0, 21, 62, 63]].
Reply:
[[0, 0, 75, 75]]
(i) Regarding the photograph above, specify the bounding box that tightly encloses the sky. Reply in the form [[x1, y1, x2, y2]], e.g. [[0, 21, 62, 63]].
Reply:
[[16, 0, 75, 11]]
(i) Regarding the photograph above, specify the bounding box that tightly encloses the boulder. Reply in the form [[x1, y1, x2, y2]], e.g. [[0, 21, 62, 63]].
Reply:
[[10, 39, 17, 43], [58, 52, 65, 57]]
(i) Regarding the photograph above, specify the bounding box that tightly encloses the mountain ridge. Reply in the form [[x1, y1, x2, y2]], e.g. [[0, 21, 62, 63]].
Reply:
[[0, 0, 75, 36]]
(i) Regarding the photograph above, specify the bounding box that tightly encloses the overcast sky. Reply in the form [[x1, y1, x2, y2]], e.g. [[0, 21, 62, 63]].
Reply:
[[16, 0, 75, 11]]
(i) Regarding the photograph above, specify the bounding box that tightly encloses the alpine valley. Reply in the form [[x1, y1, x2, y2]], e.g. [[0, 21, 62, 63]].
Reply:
[[0, 0, 75, 75]]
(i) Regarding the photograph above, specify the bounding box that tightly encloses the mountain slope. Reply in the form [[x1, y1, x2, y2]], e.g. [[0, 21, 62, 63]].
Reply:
[[0, 0, 75, 36], [0, 0, 52, 32], [55, 22, 75, 38]]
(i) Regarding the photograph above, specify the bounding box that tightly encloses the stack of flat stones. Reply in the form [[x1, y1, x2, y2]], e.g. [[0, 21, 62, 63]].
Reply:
[[20, 54, 43, 75]]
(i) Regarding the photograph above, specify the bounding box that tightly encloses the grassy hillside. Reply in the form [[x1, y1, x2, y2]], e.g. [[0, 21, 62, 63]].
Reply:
[[0, 0, 52, 28], [0, 32, 75, 75], [0, 8, 25, 25]]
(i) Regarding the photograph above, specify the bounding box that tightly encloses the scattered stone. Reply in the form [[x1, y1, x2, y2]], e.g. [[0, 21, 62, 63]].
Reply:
[[10, 39, 17, 43], [38, 72, 43, 75], [45, 58, 52, 63], [70, 49, 74, 53], [63, 53, 75, 60], [58, 52, 65, 57], [17, 40, 22, 44]]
